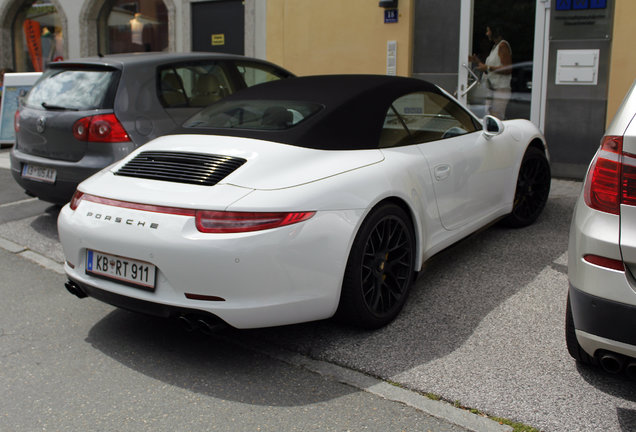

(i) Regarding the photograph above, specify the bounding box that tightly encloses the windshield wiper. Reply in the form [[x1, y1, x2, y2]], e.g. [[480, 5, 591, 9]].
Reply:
[[41, 102, 78, 111]]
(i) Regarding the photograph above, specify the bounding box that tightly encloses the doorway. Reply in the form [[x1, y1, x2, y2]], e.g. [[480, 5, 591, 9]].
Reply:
[[458, 0, 549, 128], [191, 0, 244, 55]]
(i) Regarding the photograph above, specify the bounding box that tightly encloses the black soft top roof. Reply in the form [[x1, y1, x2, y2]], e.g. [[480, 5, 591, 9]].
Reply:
[[181, 74, 444, 150], [48, 51, 277, 70]]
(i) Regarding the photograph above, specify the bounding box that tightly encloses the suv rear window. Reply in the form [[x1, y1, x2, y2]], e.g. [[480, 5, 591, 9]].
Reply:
[[25, 68, 118, 110]]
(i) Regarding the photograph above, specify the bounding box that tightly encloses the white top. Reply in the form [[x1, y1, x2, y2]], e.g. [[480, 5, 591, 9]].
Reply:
[[485, 40, 512, 90]]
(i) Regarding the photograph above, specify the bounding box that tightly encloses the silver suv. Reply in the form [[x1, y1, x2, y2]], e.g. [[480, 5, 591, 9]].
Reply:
[[10, 52, 293, 204], [567, 80, 636, 379]]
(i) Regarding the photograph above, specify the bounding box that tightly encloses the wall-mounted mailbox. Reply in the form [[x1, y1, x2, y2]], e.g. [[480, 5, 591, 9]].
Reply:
[[555, 49, 599, 85]]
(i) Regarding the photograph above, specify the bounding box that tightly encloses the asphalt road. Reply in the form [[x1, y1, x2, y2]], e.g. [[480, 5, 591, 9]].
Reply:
[[1, 148, 635, 431], [0, 245, 483, 432]]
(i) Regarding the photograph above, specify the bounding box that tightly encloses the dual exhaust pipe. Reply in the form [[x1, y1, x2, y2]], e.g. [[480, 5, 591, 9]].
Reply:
[[65, 279, 224, 335], [177, 314, 225, 335], [599, 351, 636, 380]]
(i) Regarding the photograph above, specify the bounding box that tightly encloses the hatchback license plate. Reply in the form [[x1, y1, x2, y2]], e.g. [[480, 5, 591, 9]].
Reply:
[[86, 250, 156, 290], [22, 164, 57, 183]]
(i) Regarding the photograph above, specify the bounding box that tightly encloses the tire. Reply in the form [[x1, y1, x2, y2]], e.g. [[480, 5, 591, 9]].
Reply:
[[336, 203, 416, 329], [501, 146, 551, 228], [565, 293, 596, 366]]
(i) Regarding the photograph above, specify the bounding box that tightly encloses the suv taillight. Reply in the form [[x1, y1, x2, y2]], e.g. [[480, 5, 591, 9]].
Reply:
[[72, 114, 130, 143], [584, 135, 636, 214]]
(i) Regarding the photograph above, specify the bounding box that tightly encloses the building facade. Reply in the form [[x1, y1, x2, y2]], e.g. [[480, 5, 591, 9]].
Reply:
[[1, 0, 634, 178]]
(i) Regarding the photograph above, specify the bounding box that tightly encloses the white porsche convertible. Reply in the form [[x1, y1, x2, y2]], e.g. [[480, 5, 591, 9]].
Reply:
[[58, 75, 550, 330]]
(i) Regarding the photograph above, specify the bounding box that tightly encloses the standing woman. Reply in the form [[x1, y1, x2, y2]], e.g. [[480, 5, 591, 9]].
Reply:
[[470, 24, 512, 119]]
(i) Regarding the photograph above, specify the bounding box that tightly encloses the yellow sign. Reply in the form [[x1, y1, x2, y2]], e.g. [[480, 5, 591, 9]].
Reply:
[[211, 34, 225, 46]]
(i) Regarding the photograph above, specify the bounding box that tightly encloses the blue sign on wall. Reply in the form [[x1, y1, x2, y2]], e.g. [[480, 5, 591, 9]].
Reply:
[[384, 9, 398, 24], [573, 0, 589, 10], [556, 0, 572, 9], [556, 0, 606, 10]]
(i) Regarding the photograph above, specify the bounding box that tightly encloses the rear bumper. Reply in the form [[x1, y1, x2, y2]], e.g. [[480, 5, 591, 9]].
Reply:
[[58, 200, 360, 329], [10, 166, 94, 205], [569, 284, 636, 358], [66, 277, 225, 324], [10, 144, 136, 205], [569, 284, 636, 345], [568, 197, 636, 358]]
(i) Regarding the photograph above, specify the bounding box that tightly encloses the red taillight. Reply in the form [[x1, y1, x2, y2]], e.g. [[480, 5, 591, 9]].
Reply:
[[67, 192, 314, 233], [72, 114, 130, 143], [69, 190, 84, 210], [584, 136, 623, 214], [621, 153, 636, 206], [79, 194, 195, 216], [72, 117, 89, 140], [583, 254, 625, 271], [195, 210, 315, 233], [14, 110, 20, 132]]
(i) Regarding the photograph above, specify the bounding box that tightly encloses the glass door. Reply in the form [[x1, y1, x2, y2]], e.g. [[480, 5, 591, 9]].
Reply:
[[458, 0, 550, 129]]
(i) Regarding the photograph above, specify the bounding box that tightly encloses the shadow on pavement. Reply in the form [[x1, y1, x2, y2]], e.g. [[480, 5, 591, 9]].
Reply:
[[617, 407, 636, 432], [30, 205, 61, 240], [576, 362, 636, 402], [74, 185, 634, 430], [86, 192, 576, 388], [0, 204, 63, 261], [228, 193, 579, 377], [85, 308, 357, 407]]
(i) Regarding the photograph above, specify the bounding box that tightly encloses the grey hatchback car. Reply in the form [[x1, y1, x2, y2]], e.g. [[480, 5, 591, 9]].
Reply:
[[567, 79, 636, 379], [10, 52, 293, 204]]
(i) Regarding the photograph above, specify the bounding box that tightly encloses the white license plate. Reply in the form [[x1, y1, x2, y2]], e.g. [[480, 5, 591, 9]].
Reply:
[[22, 164, 57, 183], [86, 250, 156, 290]]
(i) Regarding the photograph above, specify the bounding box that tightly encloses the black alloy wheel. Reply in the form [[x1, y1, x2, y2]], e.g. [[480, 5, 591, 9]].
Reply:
[[502, 146, 551, 228], [336, 203, 415, 329]]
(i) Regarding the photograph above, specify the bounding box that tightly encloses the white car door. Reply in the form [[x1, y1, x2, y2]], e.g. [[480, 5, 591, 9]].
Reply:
[[384, 91, 514, 231]]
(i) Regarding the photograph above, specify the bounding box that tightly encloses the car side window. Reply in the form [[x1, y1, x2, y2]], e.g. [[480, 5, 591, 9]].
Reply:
[[158, 63, 233, 108], [235, 62, 290, 87], [379, 91, 479, 148]]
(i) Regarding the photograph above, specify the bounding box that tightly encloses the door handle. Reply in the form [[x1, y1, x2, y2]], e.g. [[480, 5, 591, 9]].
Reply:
[[434, 164, 451, 181], [459, 64, 480, 97]]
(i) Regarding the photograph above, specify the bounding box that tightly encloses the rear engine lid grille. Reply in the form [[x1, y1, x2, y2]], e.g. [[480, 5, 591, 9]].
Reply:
[[115, 151, 247, 186]]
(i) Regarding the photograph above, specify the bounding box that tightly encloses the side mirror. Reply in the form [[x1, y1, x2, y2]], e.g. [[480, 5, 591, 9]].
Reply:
[[482, 115, 504, 138]]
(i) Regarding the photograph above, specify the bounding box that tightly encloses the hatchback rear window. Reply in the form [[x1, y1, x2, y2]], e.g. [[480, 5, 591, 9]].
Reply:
[[184, 100, 323, 131], [25, 68, 118, 110]]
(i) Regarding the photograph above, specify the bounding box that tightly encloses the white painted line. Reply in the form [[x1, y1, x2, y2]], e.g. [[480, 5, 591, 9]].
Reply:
[[0, 197, 38, 208]]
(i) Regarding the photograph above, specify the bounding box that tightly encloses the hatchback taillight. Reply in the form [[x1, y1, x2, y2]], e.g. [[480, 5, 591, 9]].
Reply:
[[72, 114, 130, 143], [583, 135, 636, 214], [67, 191, 315, 233], [14, 110, 20, 133]]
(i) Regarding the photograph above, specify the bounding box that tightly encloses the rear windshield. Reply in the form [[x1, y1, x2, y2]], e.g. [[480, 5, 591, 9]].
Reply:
[[184, 100, 323, 131], [25, 68, 118, 110]]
